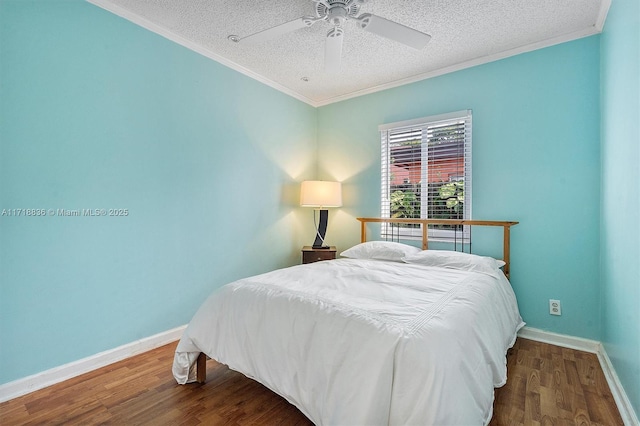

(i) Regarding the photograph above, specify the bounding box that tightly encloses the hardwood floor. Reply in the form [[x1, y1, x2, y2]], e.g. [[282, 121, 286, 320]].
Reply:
[[0, 338, 623, 425], [490, 338, 624, 426]]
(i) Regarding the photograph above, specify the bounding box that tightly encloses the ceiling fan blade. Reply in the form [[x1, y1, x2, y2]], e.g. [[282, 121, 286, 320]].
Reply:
[[357, 13, 431, 50], [241, 17, 315, 45], [325, 27, 344, 73]]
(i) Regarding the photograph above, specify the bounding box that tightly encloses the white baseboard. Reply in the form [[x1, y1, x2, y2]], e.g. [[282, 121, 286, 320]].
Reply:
[[518, 326, 602, 352], [595, 345, 640, 426], [518, 327, 639, 426], [0, 325, 187, 403]]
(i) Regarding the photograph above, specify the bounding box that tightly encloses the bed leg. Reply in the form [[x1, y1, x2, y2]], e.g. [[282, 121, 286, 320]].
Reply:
[[196, 352, 207, 383]]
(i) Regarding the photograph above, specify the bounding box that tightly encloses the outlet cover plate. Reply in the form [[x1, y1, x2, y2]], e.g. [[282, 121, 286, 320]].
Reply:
[[549, 299, 562, 316]]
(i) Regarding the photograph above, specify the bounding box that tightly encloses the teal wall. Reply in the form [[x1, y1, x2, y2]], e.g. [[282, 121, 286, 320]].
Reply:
[[0, 0, 317, 384], [318, 37, 603, 340], [601, 0, 640, 417]]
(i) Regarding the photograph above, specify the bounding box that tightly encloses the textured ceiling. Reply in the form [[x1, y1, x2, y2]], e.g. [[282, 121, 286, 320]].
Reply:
[[88, 0, 609, 106]]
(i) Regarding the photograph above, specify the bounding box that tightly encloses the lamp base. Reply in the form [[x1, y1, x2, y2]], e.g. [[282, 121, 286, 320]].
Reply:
[[311, 245, 331, 249], [312, 209, 329, 249]]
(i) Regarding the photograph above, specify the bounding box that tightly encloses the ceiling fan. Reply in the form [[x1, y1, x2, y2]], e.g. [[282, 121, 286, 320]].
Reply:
[[230, 0, 431, 73]]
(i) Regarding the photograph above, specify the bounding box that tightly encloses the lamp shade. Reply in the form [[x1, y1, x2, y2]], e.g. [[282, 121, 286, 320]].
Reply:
[[300, 181, 342, 208]]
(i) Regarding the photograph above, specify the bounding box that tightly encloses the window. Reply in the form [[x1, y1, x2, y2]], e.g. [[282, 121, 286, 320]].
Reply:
[[380, 110, 472, 242]]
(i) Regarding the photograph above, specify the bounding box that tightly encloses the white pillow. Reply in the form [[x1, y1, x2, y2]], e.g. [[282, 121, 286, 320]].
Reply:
[[340, 241, 421, 262], [402, 249, 503, 275]]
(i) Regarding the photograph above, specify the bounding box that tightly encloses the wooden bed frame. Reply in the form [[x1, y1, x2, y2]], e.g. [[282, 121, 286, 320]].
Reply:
[[194, 217, 518, 383], [357, 217, 519, 279]]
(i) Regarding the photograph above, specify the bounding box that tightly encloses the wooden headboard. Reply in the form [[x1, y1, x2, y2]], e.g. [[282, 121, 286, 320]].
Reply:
[[357, 218, 519, 279]]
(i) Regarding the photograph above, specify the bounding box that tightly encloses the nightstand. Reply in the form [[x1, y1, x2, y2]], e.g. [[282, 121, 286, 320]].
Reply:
[[302, 246, 337, 264]]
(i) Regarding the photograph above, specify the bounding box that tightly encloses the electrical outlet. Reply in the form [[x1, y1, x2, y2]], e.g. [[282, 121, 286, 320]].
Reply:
[[549, 299, 562, 316]]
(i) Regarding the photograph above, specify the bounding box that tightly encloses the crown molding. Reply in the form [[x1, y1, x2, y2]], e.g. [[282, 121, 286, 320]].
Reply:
[[595, 0, 612, 31]]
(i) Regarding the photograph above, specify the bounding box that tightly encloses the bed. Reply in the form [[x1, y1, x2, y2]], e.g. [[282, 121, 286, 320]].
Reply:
[[172, 218, 524, 425]]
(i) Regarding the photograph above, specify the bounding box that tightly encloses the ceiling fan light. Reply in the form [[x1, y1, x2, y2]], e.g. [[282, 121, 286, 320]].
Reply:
[[327, 4, 348, 26]]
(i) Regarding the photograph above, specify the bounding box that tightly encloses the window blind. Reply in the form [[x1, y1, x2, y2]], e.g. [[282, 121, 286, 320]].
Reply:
[[380, 110, 472, 241]]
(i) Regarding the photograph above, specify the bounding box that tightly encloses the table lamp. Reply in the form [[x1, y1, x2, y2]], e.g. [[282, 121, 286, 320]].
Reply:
[[300, 181, 342, 249]]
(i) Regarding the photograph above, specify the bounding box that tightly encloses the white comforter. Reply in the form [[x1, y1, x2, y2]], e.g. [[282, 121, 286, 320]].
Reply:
[[173, 258, 524, 425]]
